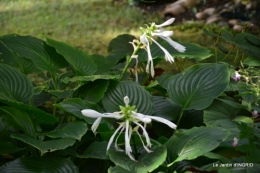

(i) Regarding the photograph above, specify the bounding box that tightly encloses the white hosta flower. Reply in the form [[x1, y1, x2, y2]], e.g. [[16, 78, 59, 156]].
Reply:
[[140, 18, 186, 77], [81, 96, 177, 161], [140, 33, 155, 77]]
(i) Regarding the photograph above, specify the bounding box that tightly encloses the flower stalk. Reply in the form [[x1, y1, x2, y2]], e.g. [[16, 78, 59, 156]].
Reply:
[[119, 41, 141, 81], [139, 18, 185, 78], [120, 18, 186, 81]]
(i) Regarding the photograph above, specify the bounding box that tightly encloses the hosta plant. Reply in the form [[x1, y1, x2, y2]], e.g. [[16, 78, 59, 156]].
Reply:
[[0, 18, 259, 173]]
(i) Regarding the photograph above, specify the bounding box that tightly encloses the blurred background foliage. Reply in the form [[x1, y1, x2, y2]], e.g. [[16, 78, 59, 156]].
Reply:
[[0, 0, 162, 55]]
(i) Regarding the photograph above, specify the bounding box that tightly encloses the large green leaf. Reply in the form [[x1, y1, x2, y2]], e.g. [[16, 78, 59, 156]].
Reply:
[[54, 98, 101, 123], [167, 63, 230, 110], [217, 96, 246, 109], [165, 126, 230, 166], [42, 121, 88, 141], [152, 96, 182, 137], [237, 82, 258, 103], [0, 156, 79, 173], [108, 166, 133, 173], [46, 71, 74, 90], [46, 38, 96, 76], [0, 34, 68, 74], [234, 33, 260, 52], [178, 110, 205, 129], [0, 41, 39, 74], [108, 145, 166, 173], [157, 73, 175, 89], [73, 80, 109, 103], [152, 96, 181, 121], [220, 29, 234, 43], [0, 100, 58, 124], [46, 89, 74, 99], [102, 81, 153, 114], [107, 34, 135, 62], [0, 63, 34, 102], [78, 141, 112, 160], [203, 27, 218, 38], [63, 74, 119, 83], [203, 152, 230, 163], [11, 133, 75, 155], [243, 56, 260, 66], [90, 54, 115, 74], [0, 107, 36, 136], [204, 99, 241, 144]]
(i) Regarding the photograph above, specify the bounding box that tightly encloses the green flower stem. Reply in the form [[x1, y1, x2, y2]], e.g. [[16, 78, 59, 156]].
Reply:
[[141, 73, 150, 85], [241, 53, 246, 62], [234, 49, 239, 63], [214, 32, 221, 62], [176, 110, 184, 127], [53, 97, 58, 117], [119, 43, 141, 81], [222, 45, 235, 61], [50, 74, 58, 117], [175, 58, 185, 72], [59, 113, 67, 125]]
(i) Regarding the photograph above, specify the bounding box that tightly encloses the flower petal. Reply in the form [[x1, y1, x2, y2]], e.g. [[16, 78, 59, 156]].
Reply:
[[115, 125, 125, 152], [141, 34, 155, 77], [151, 38, 174, 63], [155, 18, 175, 28], [91, 117, 102, 133], [145, 115, 177, 129], [107, 123, 125, 151], [132, 112, 152, 124], [104, 112, 122, 119], [82, 109, 121, 119], [127, 151, 136, 161], [159, 36, 186, 52], [81, 109, 104, 118], [125, 120, 132, 153], [152, 30, 173, 37], [134, 122, 152, 147], [124, 96, 129, 106], [124, 120, 136, 161], [146, 44, 155, 77], [135, 129, 153, 153], [140, 33, 147, 43]]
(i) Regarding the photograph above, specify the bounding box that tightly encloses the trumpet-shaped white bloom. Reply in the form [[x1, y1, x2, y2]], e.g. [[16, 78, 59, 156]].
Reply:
[[140, 18, 186, 77], [81, 96, 177, 161]]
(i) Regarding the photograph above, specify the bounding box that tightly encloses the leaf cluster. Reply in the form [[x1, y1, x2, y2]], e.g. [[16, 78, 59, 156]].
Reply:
[[0, 29, 259, 173]]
